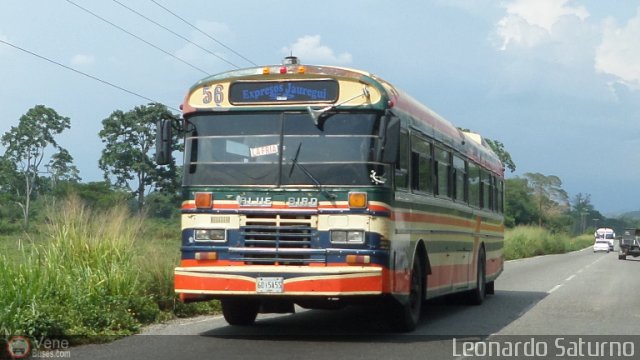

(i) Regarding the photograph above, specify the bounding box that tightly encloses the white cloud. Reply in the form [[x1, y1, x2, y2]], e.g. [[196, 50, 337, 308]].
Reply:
[[70, 54, 95, 67], [281, 35, 352, 65], [595, 10, 640, 90], [496, 0, 589, 50]]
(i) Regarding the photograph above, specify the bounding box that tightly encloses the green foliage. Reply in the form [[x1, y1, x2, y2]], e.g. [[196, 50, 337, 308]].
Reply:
[[522, 172, 569, 227], [0, 105, 74, 227], [504, 226, 586, 260], [48, 148, 81, 183], [504, 178, 540, 227], [98, 103, 180, 213], [53, 181, 130, 212], [145, 191, 180, 219], [0, 197, 151, 338], [485, 138, 516, 173], [0, 197, 219, 340]]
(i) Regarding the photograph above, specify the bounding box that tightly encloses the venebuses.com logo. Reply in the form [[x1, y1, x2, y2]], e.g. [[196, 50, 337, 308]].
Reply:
[[6, 336, 31, 359], [5, 336, 71, 359]]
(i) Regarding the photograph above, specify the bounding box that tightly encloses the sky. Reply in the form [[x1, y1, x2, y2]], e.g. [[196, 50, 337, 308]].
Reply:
[[1, 0, 640, 215]]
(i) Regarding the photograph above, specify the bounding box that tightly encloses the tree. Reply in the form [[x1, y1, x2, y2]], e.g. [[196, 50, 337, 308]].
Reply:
[[458, 128, 516, 173], [504, 178, 539, 227], [48, 148, 81, 185], [569, 193, 598, 234], [98, 103, 179, 212], [0, 157, 22, 229], [485, 138, 516, 173], [0, 105, 71, 226], [523, 172, 569, 227]]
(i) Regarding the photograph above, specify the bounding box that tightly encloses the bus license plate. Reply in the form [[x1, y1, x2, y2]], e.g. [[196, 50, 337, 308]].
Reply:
[[256, 277, 284, 293]]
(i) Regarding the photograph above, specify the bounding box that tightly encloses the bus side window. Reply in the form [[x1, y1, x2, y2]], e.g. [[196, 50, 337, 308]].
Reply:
[[480, 170, 491, 209], [410, 134, 432, 193], [435, 147, 451, 198], [395, 129, 409, 189], [452, 155, 467, 203]]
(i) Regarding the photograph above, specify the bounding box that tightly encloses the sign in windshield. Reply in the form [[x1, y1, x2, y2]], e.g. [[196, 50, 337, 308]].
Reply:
[[182, 112, 388, 187], [229, 80, 339, 104]]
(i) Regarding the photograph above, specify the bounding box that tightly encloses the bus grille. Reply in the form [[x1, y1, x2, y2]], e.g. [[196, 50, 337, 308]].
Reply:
[[234, 214, 321, 265]]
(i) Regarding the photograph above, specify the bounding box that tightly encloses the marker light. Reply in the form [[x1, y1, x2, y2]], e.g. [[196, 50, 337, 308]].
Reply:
[[348, 192, 367, 209], [195, 192, 213, 208], [346, 255, 370, 264], [195, 252, 217, 260]]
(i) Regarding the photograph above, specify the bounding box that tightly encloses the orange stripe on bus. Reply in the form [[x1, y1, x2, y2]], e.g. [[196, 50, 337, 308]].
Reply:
[[174, 272, 385, 294]]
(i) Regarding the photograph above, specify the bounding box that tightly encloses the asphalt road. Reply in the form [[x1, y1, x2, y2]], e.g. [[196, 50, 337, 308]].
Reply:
[[69, 246, 640, 360]]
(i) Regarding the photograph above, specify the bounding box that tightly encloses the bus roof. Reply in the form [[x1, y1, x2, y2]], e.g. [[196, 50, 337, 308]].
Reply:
[[182, 59, 504, 176]]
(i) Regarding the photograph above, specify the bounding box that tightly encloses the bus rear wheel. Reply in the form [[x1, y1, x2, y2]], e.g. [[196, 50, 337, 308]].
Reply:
[[221, 298, 259, 326], [466, 247, 487, 305]]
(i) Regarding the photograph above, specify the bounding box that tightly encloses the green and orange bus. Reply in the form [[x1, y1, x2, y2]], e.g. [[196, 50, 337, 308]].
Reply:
[[156, 56, 504, 331]]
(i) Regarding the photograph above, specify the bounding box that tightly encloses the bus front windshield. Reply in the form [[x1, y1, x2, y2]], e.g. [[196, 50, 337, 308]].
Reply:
[[183, 112, 388, 187]]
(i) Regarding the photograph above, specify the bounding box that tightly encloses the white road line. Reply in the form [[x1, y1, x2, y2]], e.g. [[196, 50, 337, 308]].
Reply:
[[548, 254, 604, 294], [548, 284, 562, 293]]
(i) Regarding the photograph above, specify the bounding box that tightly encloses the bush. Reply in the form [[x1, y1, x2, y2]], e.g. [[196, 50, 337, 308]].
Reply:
[[0, 196, 221, 341], [504, 226, 589, 260], [0, 197, 155, 339]]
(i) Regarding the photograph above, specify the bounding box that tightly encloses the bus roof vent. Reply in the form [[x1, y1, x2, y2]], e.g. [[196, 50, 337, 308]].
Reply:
[[283, 56, 300, 65]]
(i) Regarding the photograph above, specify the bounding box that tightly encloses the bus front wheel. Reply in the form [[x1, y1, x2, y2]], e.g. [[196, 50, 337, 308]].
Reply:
[[388, 256, 424, 332], [221, 298, 259, 326]]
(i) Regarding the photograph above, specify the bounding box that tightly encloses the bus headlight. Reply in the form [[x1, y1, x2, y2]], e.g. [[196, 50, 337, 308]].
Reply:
[[331, 230, 365, 244], [194, 229, 226, 242]]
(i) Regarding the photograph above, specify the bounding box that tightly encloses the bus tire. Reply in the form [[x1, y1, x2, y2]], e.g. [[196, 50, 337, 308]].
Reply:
[[221, 298, 259, 326], [389, 255, 424, 332], [486, 280, 495, 295], [466, 247, 487, 305]]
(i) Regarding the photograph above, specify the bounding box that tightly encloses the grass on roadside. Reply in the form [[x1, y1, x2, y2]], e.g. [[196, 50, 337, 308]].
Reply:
[[505, 226, 594, 260], [0, 196, 219, 341]]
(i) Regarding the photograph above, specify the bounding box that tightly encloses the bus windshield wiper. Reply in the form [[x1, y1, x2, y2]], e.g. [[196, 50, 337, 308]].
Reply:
[[288, 143, 336, 199], [307, 86, 371, 127]]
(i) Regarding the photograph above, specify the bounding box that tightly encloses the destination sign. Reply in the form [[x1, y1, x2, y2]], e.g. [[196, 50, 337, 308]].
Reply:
[[229, 80, 339, 104]]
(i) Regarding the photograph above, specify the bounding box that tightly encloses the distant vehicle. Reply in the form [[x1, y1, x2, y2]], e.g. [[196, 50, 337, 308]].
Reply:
[[595, 228, 615, 251], [619, 228, 640, 260], [593, 240, 610, 253]]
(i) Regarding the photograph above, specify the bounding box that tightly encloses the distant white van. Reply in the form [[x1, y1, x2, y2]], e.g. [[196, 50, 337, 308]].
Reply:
[[595, 228, 615, 251]]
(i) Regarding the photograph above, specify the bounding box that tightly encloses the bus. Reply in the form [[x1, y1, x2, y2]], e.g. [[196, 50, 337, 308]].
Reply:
[[156, 56, 505, 331]]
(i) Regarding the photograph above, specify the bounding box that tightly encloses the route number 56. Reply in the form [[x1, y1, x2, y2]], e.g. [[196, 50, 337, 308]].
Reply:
[[203, 85, 224, 105]]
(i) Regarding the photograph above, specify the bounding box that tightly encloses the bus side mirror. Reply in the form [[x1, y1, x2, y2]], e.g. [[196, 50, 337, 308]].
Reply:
[[156, 119, 173, 165], [381, 117, 400, 163]]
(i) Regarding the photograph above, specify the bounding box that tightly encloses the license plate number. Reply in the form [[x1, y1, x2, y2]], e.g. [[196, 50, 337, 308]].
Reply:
[[256, 277, 284, 293]]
